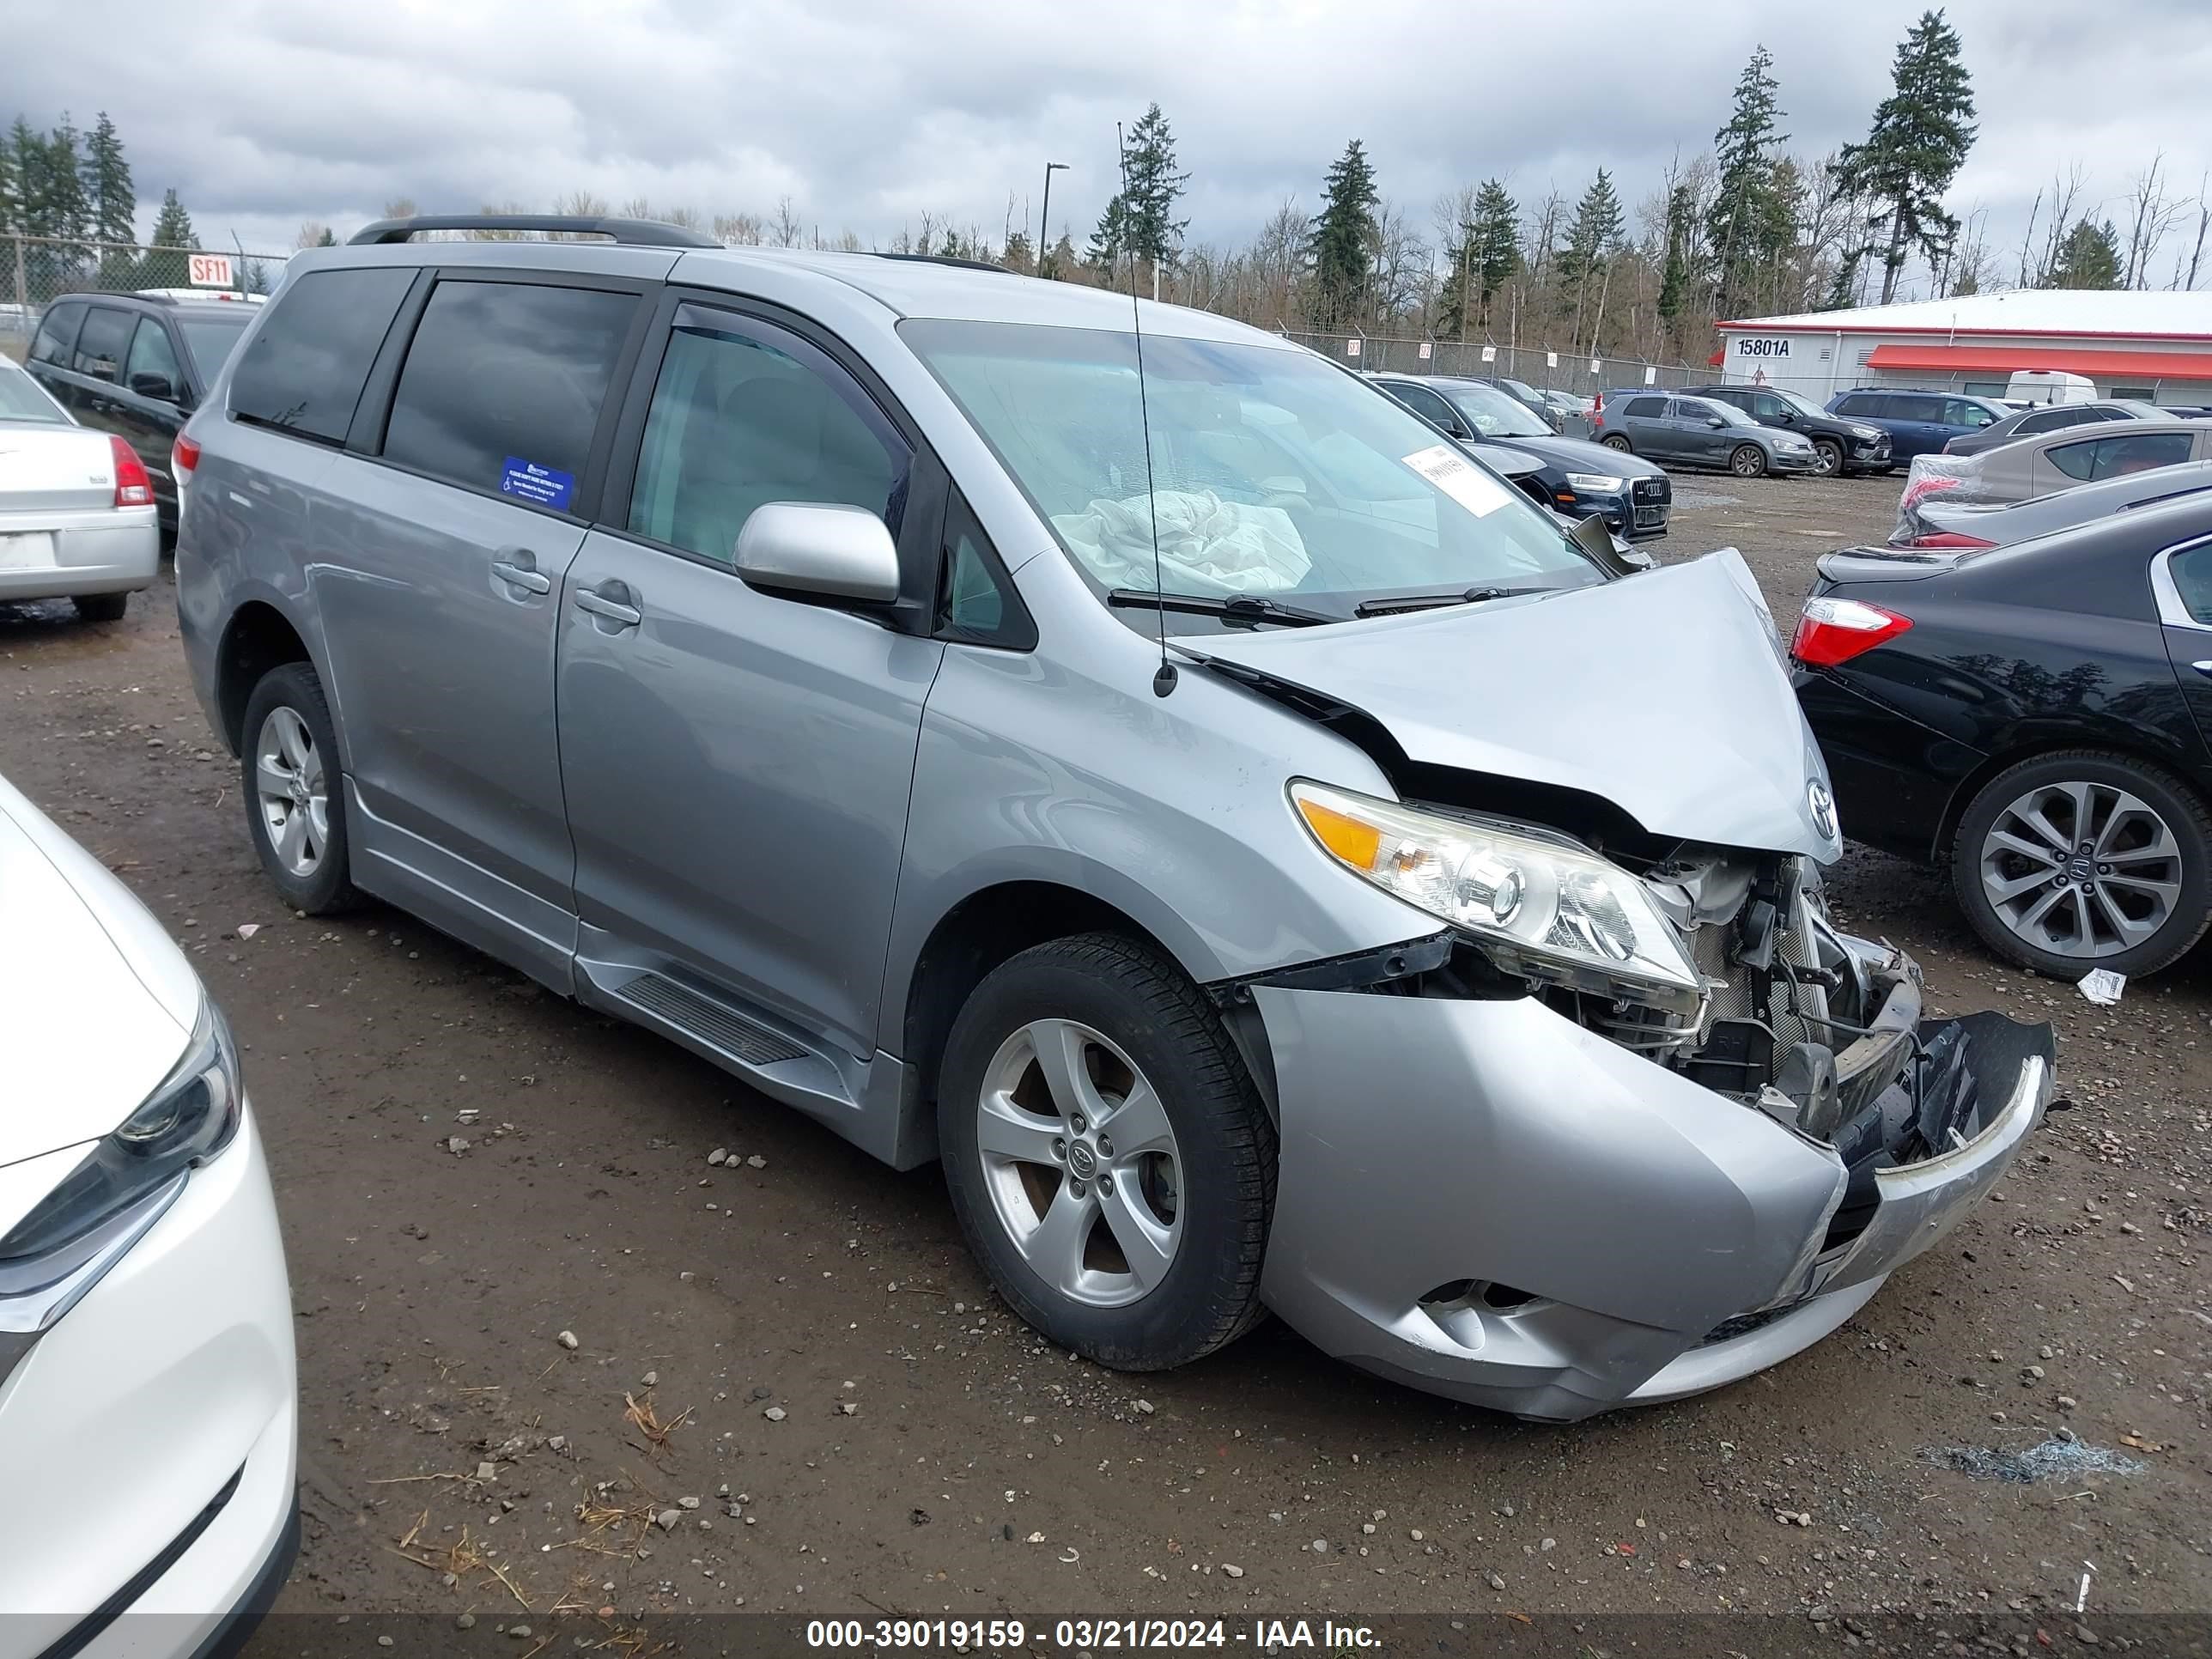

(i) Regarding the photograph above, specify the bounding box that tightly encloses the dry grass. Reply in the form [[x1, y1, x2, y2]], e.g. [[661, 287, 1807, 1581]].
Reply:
[[621, 1390, 691, 1452]]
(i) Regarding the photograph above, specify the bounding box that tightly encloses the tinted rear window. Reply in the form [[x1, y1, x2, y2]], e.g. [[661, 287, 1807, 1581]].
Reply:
[[28, 303, 82, 367], [229, 266, 414, 444], [380, 280, 636, 504], [72, 307, 132, 383], [1623, 396, 1665, 417]]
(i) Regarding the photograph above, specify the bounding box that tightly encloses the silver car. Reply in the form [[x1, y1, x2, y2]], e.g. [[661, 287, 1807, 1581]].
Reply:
[[1895, 419, 2212, 543], [0, 356, 161, 621], [174, 216, 2054, 1421]]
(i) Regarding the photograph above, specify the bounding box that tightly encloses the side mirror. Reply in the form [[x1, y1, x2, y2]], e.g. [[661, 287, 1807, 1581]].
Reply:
[[734, 501, 901, 605], [129, 372, 177, 402], [1706, 416, 1727, 429], [1778, 409, 1796, 422]]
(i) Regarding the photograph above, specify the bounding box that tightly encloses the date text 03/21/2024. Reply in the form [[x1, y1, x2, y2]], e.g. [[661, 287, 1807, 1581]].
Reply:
[[803, 1619, 1384, 1650]]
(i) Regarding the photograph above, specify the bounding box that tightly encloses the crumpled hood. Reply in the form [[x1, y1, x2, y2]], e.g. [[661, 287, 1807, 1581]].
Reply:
[[0, 773, 199, 1169], [1187, 549, 1844, 862]]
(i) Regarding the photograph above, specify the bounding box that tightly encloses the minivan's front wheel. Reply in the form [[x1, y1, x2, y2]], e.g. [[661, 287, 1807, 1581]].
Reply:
[[939, 933, 1274, 1370], [1729, 443, 1769, 477], [240, 662, 360, 915]]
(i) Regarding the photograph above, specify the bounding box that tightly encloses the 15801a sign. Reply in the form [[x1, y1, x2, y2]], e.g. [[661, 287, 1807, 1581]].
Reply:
[[1735, 336, 1792, 357]]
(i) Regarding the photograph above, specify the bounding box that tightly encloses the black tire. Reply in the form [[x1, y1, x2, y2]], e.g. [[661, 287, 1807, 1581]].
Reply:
[[72, 592, 127, 623], [1600, 434, 1633, 453], [240, 662, 361, 915], [1950, 750, 2212, 980], [1729, 443, 1768, 477], [1811, 437, 1844, 477], [938, 933, 1276, 1370]]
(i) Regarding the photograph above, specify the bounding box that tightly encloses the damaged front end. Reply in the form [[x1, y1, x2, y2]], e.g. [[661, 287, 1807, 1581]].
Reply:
[[1238, 783, 2055, 1419]]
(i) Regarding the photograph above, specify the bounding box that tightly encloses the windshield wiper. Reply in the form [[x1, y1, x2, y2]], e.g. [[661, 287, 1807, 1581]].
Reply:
[[1352, 585, 1532, 618], [1106, 589, 1336, 628]]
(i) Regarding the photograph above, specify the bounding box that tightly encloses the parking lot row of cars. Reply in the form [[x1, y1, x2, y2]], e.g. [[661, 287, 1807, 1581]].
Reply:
[[10, 220, 2212, 1651]]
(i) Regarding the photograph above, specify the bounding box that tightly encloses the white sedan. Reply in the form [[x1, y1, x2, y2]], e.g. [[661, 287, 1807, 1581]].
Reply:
[[0, 769, 297, 1655], [0, 356, 160, 621]]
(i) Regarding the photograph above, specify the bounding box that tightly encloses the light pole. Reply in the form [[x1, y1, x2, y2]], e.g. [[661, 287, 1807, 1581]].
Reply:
[[1037, 161, 1068, 277]]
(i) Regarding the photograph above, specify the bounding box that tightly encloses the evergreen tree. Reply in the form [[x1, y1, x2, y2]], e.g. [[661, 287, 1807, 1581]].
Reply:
[[0, 129, 12, 238], [2046, 217, 2121, 289], [1705, 46, 1790, 319], [1088, 103, 1189, 283], [1821, 248, 1863, 309], [1656, 185, 1695, 336], [317, 226, 337, 246], [43, 114, 90, 246], [1437, 178, 1519, 338], [1044, 230, 1077, 282], [1555, 168, 1624, 288], [1831, 9, 1977, 304], [1305, 139, 1380, 330], [1467, 178, 1519, 310], [82, 112, 133, 245], [140, 189, 198, 287]]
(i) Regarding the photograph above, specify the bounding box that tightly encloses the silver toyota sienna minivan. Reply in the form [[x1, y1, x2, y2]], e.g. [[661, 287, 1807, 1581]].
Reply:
[[174, 216, 2056, 1420]]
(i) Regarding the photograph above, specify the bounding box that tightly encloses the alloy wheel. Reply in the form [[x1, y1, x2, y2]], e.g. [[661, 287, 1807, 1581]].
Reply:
[[974, 1018, 1183, 1309], [1811, 439, 1842, 476], [1978, 779, 2182, 959], [1730, 445, 1765, 477], [255, 706, 329, 878]]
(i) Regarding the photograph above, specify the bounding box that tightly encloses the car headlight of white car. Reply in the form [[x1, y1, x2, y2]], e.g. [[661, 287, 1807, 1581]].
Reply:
[[1563, 471, 1625, 493], [0, 1003, 240, 1297], [1290, 781, 1704, 1014]]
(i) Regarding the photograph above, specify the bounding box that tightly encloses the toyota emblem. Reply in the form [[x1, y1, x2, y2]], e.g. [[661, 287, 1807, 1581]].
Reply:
[[1808, 780, 1837, 840]]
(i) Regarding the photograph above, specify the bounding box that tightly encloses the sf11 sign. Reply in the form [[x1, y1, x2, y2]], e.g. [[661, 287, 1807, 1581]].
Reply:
[[188, 252, 236, 289]]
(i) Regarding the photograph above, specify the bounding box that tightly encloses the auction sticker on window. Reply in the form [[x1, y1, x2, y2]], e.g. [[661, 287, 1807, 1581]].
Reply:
[[501, 456, 575, 512], [1401, 443, 1512, 518]]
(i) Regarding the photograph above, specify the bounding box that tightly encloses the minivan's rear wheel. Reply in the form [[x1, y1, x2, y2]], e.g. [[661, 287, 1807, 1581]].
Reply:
[[1729, 443, 1768, 477], [1953, 751, 2212, 979], [1600, 434, 1632, 453], [241, 662, 360, 915], [1811, 437, 1844, 476], [939, 933, 1274, 1370]]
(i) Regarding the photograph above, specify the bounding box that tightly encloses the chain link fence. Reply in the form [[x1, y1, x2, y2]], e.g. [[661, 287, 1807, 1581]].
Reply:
[[1279, 331, 1704, 393], [1, 234, 289, 358]]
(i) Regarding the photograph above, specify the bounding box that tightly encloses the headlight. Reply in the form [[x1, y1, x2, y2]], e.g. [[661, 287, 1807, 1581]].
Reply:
[[1852, 425, 1882, 441], [1563, 471, 1624, 492], [0, 1002, 240, 1275], [1290, 782, 1704, 1013]]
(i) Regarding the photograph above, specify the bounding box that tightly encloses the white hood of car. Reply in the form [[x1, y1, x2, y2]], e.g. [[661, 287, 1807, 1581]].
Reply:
[[1188, 549, 1845, 863], [0, 772, 200, 1168]]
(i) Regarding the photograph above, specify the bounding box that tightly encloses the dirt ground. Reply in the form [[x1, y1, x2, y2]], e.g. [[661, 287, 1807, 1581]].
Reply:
[[2, 474, 2206, 1649]]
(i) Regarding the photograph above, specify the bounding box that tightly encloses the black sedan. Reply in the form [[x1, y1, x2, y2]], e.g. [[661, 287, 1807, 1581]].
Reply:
[[1793, 490, 2212, 979], [1370, 374, 1673, 540]]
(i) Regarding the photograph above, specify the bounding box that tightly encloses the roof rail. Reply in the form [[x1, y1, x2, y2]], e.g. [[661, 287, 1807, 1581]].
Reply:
[[348, 214, 721, 250], [869, 252, 1013, 275]]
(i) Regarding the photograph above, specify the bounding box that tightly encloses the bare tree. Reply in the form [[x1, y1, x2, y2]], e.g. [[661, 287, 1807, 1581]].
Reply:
[[2018, 163, 2087, 287], [294, 222, 331, 251], [712, 212, 764, 246], [2185, 173, 2210, 290], [2121, 153, 2188, 289], [772, 196, 801, 247], [381, 197, 419, 222]]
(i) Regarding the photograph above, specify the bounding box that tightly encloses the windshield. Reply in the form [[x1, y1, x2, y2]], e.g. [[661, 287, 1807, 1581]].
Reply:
[[1771, 389, 1831, 421], [2114, 399, 2167, 419], [179, 318, 249, 380], [1441, 381, 1553, 438], [902, 320, 1605, 630], [0, 367, 64, 422]]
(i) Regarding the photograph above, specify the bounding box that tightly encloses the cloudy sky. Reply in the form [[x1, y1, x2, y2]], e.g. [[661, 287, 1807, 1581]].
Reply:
[[5, 0, 2209, 294]]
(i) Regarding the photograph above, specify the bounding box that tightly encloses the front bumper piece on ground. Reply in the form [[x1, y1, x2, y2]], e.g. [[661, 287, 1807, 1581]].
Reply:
[[1252, 979, 2053, 1421]]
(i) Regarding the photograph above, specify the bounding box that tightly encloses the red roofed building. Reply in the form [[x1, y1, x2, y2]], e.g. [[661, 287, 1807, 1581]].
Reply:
[[1712, 289, 2212, 407]]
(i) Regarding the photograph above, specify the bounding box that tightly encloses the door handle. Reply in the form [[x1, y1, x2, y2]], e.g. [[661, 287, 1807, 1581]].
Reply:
[[490, 560, 551, 594], [2191, 660, 2212, 678], [574, 586, 641, 629]]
